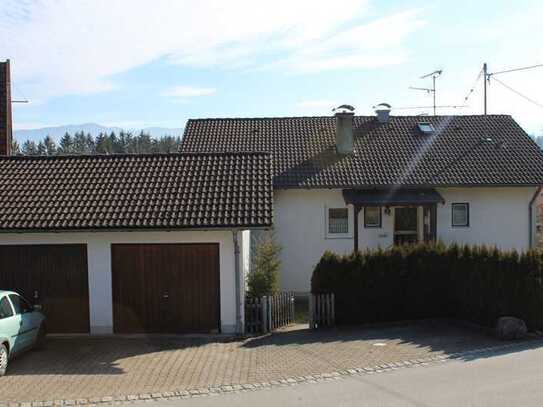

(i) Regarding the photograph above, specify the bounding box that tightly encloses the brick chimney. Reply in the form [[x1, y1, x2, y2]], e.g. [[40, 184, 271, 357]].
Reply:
[[0, 60, 12, 156]]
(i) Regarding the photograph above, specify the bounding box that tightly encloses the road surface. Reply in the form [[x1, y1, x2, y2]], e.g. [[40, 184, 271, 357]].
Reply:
[[157, 342, 543, 406]]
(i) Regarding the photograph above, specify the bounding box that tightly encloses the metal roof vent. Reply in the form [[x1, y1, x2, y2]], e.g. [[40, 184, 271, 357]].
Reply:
[[374, 103, 391, 124], [417, 122, 435, 135]]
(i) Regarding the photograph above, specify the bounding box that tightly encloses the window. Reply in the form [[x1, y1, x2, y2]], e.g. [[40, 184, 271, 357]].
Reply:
[[364, 207, 381, 228], [0, 297, 13, 320], [417, 122, 435, 135], [8, 294, 33, 315], [328, 208, 349, 235], [452, 203, 469, 227]]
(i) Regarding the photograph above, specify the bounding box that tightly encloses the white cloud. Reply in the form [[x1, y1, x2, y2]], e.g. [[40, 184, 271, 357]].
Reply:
[[162, 86, 216, 102], [278, 10, 425, 73], [0, 0, 424, 99]]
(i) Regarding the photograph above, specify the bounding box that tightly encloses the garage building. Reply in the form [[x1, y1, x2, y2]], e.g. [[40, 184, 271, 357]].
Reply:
[[0, 152, 273, 334]]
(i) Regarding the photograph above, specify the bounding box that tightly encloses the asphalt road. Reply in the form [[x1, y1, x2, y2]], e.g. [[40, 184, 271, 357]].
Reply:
[[158, 342, 543, 406]]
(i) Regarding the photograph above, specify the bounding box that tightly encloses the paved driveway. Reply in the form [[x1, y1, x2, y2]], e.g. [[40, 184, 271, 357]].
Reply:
[[0, 321, 523, 403], [157, 341, 543, 407]]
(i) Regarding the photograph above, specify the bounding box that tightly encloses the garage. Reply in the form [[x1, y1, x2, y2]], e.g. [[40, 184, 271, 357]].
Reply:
[[0, 244, 90, 333], [0, 153, 273, 335], [112, 243, 220, 334]]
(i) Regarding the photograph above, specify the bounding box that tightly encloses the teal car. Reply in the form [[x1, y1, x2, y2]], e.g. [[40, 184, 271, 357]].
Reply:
[[0, 290, 46, 376]]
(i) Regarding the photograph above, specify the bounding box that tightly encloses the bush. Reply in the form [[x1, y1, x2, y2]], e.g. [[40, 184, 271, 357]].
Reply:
[[247, 231, 281, 298], [311, 243, 543, 330]]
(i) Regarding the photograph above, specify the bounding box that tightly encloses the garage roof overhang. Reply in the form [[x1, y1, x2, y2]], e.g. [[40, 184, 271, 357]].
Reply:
[[342, 188, 445, 207]]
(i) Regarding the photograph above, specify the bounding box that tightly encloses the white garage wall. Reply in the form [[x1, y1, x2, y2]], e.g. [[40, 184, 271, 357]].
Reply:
[[274, 187, 537, 294], [0, 230, 243, 335]]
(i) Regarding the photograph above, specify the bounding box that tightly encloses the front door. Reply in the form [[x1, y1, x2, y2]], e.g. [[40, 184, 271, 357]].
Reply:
[[394, 207, 419, 245]]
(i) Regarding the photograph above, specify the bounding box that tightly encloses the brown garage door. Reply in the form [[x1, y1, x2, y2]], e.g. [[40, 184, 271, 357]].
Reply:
[[0, 244, 90, 333], [112, 243, 220, 334]]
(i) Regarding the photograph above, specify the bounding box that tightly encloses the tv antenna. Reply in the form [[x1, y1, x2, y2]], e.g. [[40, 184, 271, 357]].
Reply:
[[409, 69, 442, 115]]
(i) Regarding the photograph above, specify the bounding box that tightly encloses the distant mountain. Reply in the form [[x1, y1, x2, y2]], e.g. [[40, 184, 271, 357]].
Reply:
[[14, 123, 184, 143]]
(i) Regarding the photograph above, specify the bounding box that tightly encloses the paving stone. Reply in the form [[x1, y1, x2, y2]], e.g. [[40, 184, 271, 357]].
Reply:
[[0, 324, 523, 404]]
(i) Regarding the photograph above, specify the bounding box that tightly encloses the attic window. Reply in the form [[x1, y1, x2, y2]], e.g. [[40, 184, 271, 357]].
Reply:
[[417, 122, 435, 135]]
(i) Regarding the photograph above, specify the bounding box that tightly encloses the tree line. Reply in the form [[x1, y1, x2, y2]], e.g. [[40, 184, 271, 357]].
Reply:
[[12, 130, 543, 156], [12, 131, 182, 156]]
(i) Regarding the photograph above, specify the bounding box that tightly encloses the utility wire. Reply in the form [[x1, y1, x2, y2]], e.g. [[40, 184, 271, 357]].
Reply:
[[489, 63, 543, 76], [11, 80, 29, 104], [394, 105, 467, 110], [462, 67, 483, 105], [492, 77, 543, 110]]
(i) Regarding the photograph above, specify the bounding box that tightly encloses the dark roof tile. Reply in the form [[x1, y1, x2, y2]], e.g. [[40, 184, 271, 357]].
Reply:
[[0, 152, 273, 231], [180, 115, 543, 187]]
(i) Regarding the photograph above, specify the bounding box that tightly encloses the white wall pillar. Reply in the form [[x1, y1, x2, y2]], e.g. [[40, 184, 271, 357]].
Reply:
[[86, 239, 113, 334]]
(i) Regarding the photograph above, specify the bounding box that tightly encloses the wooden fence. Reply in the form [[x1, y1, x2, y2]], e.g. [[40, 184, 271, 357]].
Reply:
[[309, 293, 335, 329], [245, 292, 295, 334]]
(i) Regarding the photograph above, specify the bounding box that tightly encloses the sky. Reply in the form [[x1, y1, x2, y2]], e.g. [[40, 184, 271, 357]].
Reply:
[[2, 0, 543, 136]]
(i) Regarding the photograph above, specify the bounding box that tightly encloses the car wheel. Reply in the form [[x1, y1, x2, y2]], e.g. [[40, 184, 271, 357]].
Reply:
[[0, 343, 8, 376], [35, 324, 46, 350]]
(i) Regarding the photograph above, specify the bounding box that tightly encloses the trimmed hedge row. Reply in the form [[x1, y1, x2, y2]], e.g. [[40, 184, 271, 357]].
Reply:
[[311, 243, 543, 329]]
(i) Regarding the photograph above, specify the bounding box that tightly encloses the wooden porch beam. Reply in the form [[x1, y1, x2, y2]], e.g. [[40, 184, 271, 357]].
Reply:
[[353, 204, 361, 253]]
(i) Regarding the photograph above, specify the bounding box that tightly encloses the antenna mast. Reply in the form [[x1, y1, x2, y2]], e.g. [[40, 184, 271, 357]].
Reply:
[[483, 63, 488, 115], [409, 69, 442, 115]]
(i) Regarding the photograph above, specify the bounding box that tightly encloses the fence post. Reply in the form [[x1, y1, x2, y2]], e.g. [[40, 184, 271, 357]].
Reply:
[[261, 296, 268, 333], [330, 293, 335, 326], [290, 292, 295, 324], [308, 294, 314, 329], [267, 295, 272, 332]]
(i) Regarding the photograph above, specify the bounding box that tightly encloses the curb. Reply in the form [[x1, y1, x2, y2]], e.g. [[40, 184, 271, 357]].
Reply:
[[1, 339, 540, 406]]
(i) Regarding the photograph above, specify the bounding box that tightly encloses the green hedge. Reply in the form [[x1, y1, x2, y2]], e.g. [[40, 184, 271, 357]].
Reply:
[[311, 243, 543, 329]]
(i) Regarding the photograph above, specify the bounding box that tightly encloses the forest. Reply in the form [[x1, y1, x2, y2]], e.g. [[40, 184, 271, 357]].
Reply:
[[12, 131, 182, 155]]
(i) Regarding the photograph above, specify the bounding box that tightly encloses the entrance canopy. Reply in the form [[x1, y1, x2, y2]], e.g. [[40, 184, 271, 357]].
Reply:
[[342, 188, 445, 206]]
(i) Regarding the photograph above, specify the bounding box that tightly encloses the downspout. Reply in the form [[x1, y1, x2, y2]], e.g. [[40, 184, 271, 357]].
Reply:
[[232, 230, 243, 335], [529, 186, 542, 249]]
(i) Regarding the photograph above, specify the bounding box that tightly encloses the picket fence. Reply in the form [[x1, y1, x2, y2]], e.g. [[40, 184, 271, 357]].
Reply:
[[245, 292, 295, 334], [309, 293, 335, 329]]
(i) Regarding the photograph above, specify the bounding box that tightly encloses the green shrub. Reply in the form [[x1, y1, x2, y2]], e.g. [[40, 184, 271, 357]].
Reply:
[[311, 243, 543, 330], [247, 231, 281, 298]]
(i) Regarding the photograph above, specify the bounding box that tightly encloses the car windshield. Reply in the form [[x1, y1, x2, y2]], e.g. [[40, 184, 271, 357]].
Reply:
[[8, 294, 33, 315]]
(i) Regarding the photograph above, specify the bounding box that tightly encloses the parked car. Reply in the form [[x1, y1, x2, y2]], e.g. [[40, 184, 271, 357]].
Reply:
[[0, 290, 46, 376]]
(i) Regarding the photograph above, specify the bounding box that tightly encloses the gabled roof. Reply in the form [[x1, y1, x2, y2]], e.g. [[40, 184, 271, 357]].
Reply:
[[0, 152, 273, 231], [181, 115, 543, 188]]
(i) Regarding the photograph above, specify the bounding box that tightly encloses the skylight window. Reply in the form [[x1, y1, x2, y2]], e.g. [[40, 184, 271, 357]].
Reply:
[[417, 122, 435, 135]]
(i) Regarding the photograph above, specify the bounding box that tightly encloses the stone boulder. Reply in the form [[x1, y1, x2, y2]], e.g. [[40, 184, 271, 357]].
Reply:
[[496, 316, 528, 340]]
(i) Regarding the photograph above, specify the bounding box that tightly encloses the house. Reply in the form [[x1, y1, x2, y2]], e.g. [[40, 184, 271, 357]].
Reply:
[[2, 56, 543, 335], [0, 60, 273, 335], [180, 107, 543, 295]]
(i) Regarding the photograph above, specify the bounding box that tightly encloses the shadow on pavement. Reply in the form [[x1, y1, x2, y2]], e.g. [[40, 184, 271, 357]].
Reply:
[[243, 319, 543, 363]]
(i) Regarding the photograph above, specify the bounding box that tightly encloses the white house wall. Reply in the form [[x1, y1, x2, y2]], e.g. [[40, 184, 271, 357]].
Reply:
[[436, 187, 536, 250], [274, 187, 537, 293], [0, 230, 245, 335]]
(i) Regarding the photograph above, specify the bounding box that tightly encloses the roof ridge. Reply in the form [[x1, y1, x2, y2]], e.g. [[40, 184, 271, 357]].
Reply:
[[187, 114, 513, 122], [0, 151, 271, 161]]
